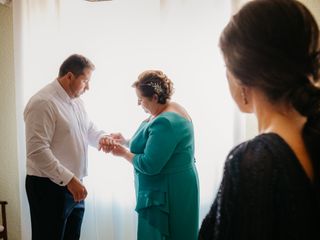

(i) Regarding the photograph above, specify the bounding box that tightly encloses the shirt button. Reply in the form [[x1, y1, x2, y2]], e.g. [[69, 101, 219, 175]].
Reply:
[[60, 181, 63, 185]]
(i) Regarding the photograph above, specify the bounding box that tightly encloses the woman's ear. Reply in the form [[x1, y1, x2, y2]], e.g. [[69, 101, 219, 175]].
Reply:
[[241, 87, 248, 105], [240, 86, 254, 113], [152, 94, 159, 102]]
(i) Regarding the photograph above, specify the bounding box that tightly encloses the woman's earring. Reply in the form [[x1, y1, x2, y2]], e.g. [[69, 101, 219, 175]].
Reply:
[[241, 88, 248, 105]]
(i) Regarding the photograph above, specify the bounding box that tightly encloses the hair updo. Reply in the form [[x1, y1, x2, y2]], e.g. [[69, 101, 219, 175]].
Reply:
[[132, 70, 174, 104], [220, 0, 320, 117], [219, 0, 320, 178]]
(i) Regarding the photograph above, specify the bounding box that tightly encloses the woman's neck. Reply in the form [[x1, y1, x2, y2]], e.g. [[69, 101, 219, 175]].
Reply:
[[151, 102, 170, 119], [256, 103, 306, 135], [253, 98, 313, 181]]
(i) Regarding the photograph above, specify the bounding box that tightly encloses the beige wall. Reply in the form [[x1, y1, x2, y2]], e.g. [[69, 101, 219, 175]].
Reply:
[[303, 0, 320, 24], [0, 4, 22, 240]]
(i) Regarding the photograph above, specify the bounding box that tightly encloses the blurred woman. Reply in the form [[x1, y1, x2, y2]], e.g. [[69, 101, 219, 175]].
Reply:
[[199, 0, 320, 239]]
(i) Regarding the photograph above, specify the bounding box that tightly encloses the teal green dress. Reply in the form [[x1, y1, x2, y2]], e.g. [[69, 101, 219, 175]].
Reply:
[[130, 112, 199, 240]]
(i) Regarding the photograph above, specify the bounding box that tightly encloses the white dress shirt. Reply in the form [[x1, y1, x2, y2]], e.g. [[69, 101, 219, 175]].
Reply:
[[24, 79, 106, 186]]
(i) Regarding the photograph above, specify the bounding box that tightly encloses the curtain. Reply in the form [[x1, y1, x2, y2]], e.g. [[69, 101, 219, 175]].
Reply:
[[14, 0, 233, 239]]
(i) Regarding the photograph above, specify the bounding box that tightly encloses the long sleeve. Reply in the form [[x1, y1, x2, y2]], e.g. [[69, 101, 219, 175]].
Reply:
[[87, 120, 106, 148], [132, 117, 178, 175], [199, 140, 276, 240], [24, 99, 74, 186], [199, 152, 238, 240], [24, 80, 103, 183]]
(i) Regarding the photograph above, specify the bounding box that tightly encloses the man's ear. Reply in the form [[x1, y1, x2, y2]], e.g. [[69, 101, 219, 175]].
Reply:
[[66, 72, 74, 81]]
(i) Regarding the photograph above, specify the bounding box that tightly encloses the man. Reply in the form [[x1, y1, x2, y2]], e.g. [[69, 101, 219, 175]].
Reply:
[[24, 54, 112, 240]]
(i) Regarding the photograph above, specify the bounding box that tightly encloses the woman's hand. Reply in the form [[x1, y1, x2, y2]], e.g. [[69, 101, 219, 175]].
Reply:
[[110, 132, 128, 145], [111, 144, 134, 163], [111, 144, 128, 157]]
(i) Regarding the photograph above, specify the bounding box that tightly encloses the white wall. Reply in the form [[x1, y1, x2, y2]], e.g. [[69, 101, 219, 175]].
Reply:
[[0, 4, 22, 240]]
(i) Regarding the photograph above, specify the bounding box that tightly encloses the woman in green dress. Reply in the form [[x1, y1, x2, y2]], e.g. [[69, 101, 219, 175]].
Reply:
[[110, 70, 199, 240]]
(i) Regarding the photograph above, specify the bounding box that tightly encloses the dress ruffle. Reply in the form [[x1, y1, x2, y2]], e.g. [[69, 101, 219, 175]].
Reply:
[[136, 190, 169, 236], [135, 175, 170, 237]]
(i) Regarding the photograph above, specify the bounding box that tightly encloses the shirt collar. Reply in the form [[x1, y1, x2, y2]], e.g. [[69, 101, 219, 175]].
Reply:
[[53, 79, 73, 104]]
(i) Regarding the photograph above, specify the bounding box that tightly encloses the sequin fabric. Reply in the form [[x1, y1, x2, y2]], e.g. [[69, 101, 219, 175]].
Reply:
[[199, 133, 320, 240]]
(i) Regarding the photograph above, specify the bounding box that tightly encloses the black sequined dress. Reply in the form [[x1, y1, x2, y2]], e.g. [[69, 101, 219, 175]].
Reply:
[[199, 133, 320, 240]]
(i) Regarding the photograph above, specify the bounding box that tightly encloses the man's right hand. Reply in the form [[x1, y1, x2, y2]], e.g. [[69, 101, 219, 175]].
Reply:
[[67, 176, 87, 202], [99, 136, 116, 153]]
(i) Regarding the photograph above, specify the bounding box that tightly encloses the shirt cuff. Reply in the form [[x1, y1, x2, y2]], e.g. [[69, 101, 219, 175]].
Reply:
[[55, 168, 74, 186]]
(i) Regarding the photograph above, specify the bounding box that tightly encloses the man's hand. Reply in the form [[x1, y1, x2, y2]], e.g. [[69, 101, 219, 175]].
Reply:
[[67, 176, 87, 202], [99, 136, 115, 153]]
